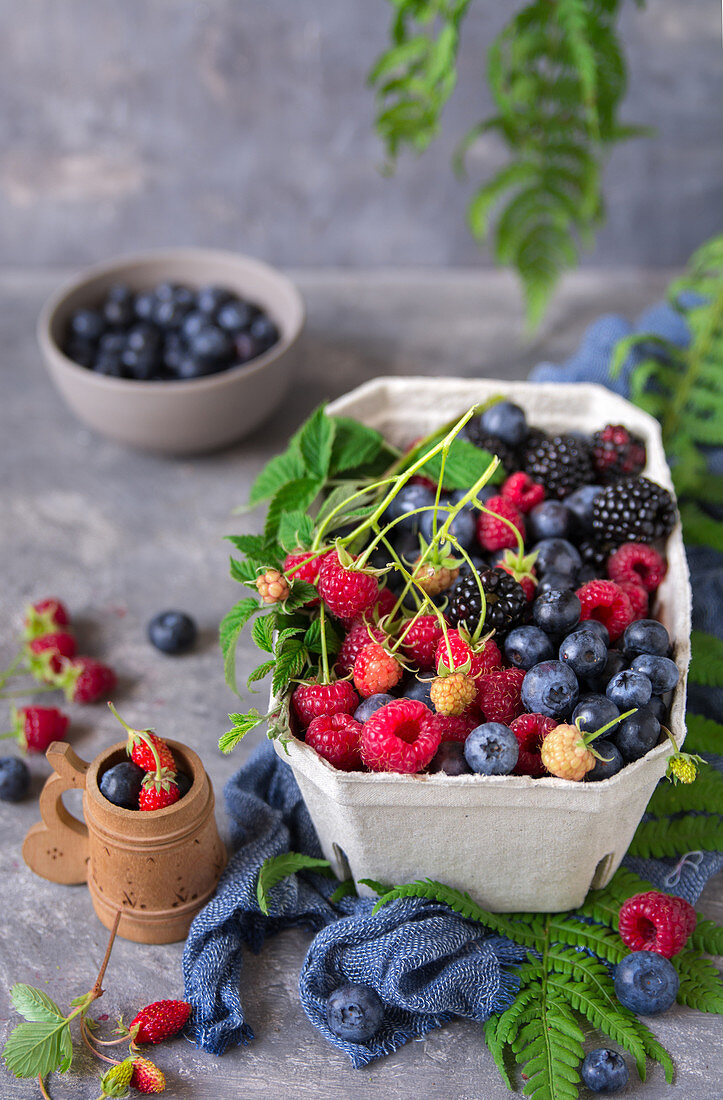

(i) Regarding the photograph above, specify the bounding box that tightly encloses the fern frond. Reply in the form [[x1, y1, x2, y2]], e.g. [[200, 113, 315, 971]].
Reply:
[[685, 713, 723, 755], [646, 766, 722, 816], [690, 919, 723, 957], [672, 950, 723, 1014], [689, 632, 723, 687], [548, 916, 628, 963], [628, 814, 723, 859], [483, 1015, 514, 1089]]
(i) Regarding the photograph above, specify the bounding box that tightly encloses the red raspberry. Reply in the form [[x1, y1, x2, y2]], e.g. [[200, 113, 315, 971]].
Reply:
[[434, 630, 502, 680], [317, 552, 379, 620], [510, 713, 556, 777], [139, 770, 180, 811], [426, 712, 477, 743], [12, 706, 69, 753], [283, 549, 326, 586], [400, 615, 444, 670], [619, 581, 648, 620], [353, 643, 403, 697], [477, 667, 525, 725], [336, 621, 385, 676], [374, 586, 397, 621], [360, 699, 441, 773], [129, 999, 191, 1044], [291, 680, 359, 729], [61, 657, 117, 703], [476, 496, 526, 552], [305, 712, 363, 771], [501, 472, 545, 513], [27, 632, 77, 677], [618, 890, 696, 958], [576, 579, 634, 642], [24, 597, 70, 637], [607, 542, 667, 593]]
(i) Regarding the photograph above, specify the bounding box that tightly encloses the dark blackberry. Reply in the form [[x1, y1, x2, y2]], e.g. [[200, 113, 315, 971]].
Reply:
[[448, 567, 528, 637], [524, 434, 594, 500], [592, 424, 647, 484], [592, 476, 677, 546], [578, 539, 614, 575], [463, 420, 520, 474]]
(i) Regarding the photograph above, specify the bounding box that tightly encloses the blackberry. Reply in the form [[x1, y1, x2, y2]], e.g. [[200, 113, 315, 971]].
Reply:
[[592, 424, 647, 484], [463, 420, 520, 474], [448, 567, 528, 637], [524, 434, 594, 499], [578, 539, 614, 575], [592, 476, 677, 546]]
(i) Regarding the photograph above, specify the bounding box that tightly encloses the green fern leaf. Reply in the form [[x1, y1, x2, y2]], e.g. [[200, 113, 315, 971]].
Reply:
[[685, 713, 723, 755], [646, 766, 723, 817], [689, 632, 723, 687], [690, 919, 723, 956], [629, 815, 723, 859], [483, 1015, 513, 1090], [672, 951, 723, 1014], [548, 916, 627, 963]]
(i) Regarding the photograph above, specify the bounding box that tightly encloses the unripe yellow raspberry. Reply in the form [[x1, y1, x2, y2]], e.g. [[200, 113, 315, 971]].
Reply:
[[256, 569, 290, 604], [541, 723, 596, 781], [430, 671, 476, 716], [412, 559, 459, 597]]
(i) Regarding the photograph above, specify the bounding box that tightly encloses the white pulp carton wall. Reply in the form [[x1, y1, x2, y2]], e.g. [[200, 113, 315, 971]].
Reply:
[[273, 379, 691, 912]]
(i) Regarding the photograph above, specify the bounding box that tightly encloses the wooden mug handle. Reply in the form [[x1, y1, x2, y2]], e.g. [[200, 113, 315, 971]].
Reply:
[[22, 742, 90, 885]]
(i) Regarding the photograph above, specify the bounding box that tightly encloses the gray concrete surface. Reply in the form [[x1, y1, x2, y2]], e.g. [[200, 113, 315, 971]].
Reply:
[[0, 267, 720, 1098], [2, 1, 721, 270]]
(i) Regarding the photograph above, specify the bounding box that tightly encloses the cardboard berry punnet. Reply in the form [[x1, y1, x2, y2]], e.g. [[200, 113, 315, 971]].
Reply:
[[271, 378, 691, 912]]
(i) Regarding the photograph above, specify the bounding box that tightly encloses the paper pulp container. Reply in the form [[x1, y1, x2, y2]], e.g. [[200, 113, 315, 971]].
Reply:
[[273, 378, 691, 912]]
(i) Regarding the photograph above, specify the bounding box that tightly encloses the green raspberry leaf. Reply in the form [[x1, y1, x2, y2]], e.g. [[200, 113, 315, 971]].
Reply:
[[296, 405, 335, 481], [251, 615, 276, 653], [219, 710, 265, 753], [283, 580, 320, 611], [247, 660, 276, 689], [330, 417, 387, 474], [278, 510, 315, 553], [245, 448, 307, 510], [229, 557, 260, 585], [219, 598, 258, 692], [265, 478, 324, 543], [419, 437, 502, 490], [272, 639, 309, 696]]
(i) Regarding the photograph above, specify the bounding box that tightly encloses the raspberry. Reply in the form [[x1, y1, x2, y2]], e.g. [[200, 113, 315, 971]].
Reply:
[[427, 712, 478, 743], [411, 558, 459, 597], [139, 770, 180, 811], [374, 586, 397, 621], [60, 657, 117, 703], [619, 581, 648, 620], [607, 543, 667, 593], [255, 569, 290, 604], [477, 668, 525, 725], [353, 643, 403, 697], [618, 891, 696, 958], [430, 671, 476, 716], [336, 621, 385, 676], [24, 597, 70, 638], [291, 680, 359, 729], [434, 629, 502, 681], [130, 1057, 166, 1093], [13, 706, 69, 753], [592, 424, 647, 483], [476, 496, 525, 552], [283, 549, 325, 606], [510, 713, 556, 777], [576, 579, 634, 642], [541, 722, 596, 780], [27, 632, 77, 677], [360, 699, 441, 773], [317, 552, 379, 620], [501, 472, 545, 513], [400, 615, 443, 670], [305, 712, 363, 771]]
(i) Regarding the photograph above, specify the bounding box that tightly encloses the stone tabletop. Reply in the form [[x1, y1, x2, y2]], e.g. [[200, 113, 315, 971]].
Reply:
[[0, 267, 720, 1099]]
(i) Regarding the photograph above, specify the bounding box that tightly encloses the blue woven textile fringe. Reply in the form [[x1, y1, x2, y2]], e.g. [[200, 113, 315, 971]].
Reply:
[[184, 298, 721, 1063]]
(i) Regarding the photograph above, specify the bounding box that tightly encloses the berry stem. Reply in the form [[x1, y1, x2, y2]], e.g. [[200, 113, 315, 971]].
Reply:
[[318, 603, 331, 685], [80, 1015, 120, 1066], [38, 1075, 52, 1100], [0, 649, 26, 690], [311, 478, 398, 550], [446, 537, 488, 644], [0, 684, 56, 698]]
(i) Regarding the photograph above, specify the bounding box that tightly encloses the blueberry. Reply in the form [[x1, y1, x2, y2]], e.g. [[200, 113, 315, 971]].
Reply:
[[586, 741, 624, 782], [234, 332, 261, 363], [504, 626, 554, 671], [127, 322, 161, 354], [99, 761, 145, 810], [630, 654, 679, 695], [533, 589, 581, 634], [569, 618, 610, 647], [464, 723, 519, 775], [174, 354, 221, 380], [521, 661, 579, 719], [403, 678, 433, 708], [163, 334, 185, 372], [69, 308, 105, 342], [428, 741, 472, 775], [384, 484, 435, 530], [585, 649, 626, 693], [181, 310, 207, 341], [197, 285, 233, 315], [572, 694, 620, 737], [93, 354, 126, 378], [645, 694, 669, 723], [580, 1048, 629, 1092], [537, 571, 577, 597], [527, 501, 572, 542], [249, 314, 279, 352], [419, 504, 476, 550], [103, 285, 135, 328], [622, 619, 670, 659], [614, 951, 679, 1015], [0, 757, 30, 802], [217, 299, 254, 333], [121, 347, 159, 381], [559, 629, 607, 678], [190, 325, 234, 363], [565, 484, 604, 535], [326, 982, 384, 1042], [354, 694, 394, 723], [147, 610, 198, 654], [533, 538, 581, 577], [154, 281, 181, 302], [478, 401, 528, 446], [606, 670, 652, 709], [66, 339, 97, 368], [153, 297, 192, 330], [133, 291, 156, 321], [99, 331, 126, 355], [175, 771, 193, 800], [614, 707, 660, 761]]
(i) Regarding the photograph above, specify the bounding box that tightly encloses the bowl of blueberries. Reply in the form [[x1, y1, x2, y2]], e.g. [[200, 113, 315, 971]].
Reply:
[[38, 248, 305, 454]]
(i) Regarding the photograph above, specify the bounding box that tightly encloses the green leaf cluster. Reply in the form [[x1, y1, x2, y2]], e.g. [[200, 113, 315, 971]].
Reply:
[[3, 985, 74, 1080], [256, 852, 332, 914]]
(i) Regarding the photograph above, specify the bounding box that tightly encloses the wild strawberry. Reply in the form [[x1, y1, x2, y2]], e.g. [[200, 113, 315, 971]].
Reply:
[[476, 496, 525, 552], [476, 668, 525, 725], [607, 542, 667, 592], [501, 472, 545, 513], [291, 680, 359, 729], [255, 569, 290, 604], [59, 657, 116, 703], [139, 769, 180, 811], [109, 703, 177, 773], [27, 632, 77, 678], [129, 999, 191, 1044], [99, 1059, 134, 1096], [510, 713, 556, 777], [430, 671, 476, 716], [540, 723, 596, 781], [130, 1057, 166, 1093], [400, 615, 444, 670], [410, 557, 459, 597], [618, 891, 696, 958], [619, 581, 648, 620], [7, 706, 69, 754], [305, 713, 363, 771], [360, 698, 441, 773], [24, 597, 70, 638], [434, 629, 501, 681], [336, 621, 385, 676], [576, 579, 634, 642], [496, 549, 538, 601], [317, 551, 379, 620], [353, 643, 403, 697]]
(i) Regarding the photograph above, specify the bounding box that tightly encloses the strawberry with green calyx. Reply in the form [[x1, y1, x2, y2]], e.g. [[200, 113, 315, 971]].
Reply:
[[139, 768, 180, 812], [23, 597, 70, 640], [125, 1000, 191, 1045], [0, 705, 69, 753], [496, 547, 539, 602], [109, 704, 177, 774], [661, 726, 706, 784], [541, 709, 637, 781]]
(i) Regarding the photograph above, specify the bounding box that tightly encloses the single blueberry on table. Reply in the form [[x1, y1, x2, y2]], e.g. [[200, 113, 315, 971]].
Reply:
[[622, 618, 670, 659], [326, 982, 384, 1043], [0, 757, 30, 802], [559, 629, 607, 678], [148, 610, 198, 655], [565, 484, 604, 535], [606, 669, 652, 709], [464, 723, 519, 775], [504, 626, 554, 671], [569, 618, 610, 647], [532, 538, 581, 577], [99, 761, 146, 810], [478, 400, 528, 446], [630, 654, 679, 695], [428, 740, 472, 775], [533, 589, 581, 635], [527, 501, 572, 542], [572, 694, 620, 737], [354, 694, 394, 723], [614, 951, 679, 1015], [585, 740, 624, 782], [614, 707, 661, 762], [581, 1048, 629, 1092], [521, 660, 579, 719]]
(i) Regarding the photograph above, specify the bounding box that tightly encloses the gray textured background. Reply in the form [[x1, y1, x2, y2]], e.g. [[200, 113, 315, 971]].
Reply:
[[2, 0, 721, 270]]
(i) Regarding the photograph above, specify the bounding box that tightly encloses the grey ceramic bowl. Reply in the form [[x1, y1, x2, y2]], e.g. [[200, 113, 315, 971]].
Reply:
[[37, 248, 305, 455]]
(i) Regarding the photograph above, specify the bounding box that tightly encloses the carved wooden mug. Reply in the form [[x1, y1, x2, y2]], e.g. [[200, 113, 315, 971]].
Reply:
[[23, 740, 227, 944]]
